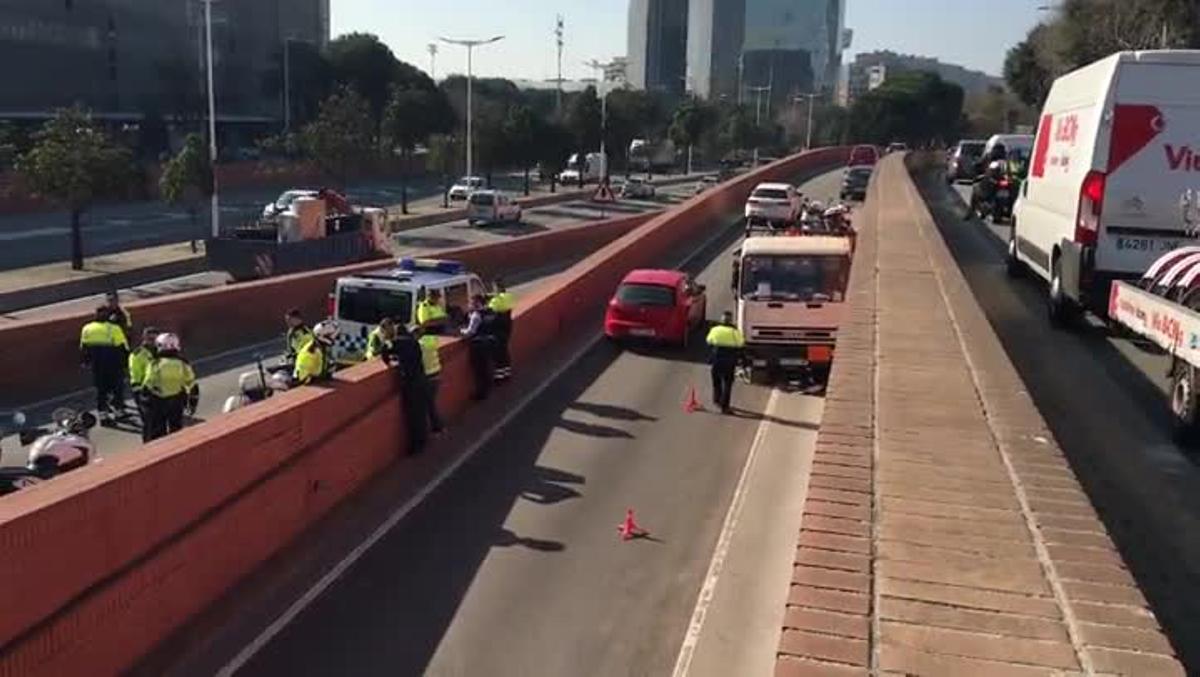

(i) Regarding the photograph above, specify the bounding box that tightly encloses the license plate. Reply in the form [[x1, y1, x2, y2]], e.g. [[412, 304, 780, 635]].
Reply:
[[779, 358, 808, 366], [629, 328, 655, 337], [1115, 237, 1183, 253]]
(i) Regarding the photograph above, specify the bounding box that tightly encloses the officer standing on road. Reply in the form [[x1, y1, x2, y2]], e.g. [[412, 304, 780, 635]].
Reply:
[[413, 324, 445, 435], [141, 333, 195, 441], [416, 288, 449, 334], [284, 309, 313, 369], [80, 307, 129, 426], [488, 278, 516, 381], [706, 311, 746, 414], [128, 327, 159, 441], [389, 323, 431, 454], [461, 295, 497, 400], [365, 317, 397, 360], [293, 320, 339, 386], [105, 291, 131, 331]]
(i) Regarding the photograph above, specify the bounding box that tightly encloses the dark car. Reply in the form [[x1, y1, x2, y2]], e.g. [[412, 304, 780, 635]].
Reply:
[[946, 140, 986, 183], [840, 165, 873, 201]]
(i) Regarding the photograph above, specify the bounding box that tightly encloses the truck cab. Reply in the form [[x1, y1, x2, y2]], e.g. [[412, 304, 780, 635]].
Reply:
[[732, 235, 853, 382]]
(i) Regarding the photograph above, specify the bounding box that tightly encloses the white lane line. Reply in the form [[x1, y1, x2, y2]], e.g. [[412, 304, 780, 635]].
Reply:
[[670, 388, 780, 677]]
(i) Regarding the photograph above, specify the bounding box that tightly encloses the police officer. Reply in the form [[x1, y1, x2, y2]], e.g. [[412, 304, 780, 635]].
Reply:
[[461, 295, 497, 400], [365, 317, 397, 360], [706, 311, 746, 414], [141, 333, 196, 441], [80, 307, 129, 425], [294, 320, 339, 386], [105, 291, 132, 331], [488, 278, 516, 381], [416, 288, 449, 334], [284, 309, 313, 369], [128, 327, 159, 441], [389, 323, 431, 454], [413, 324, 445, 435]]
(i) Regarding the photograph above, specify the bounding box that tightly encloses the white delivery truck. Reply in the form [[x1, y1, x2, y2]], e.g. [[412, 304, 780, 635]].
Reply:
[[1010, 50, 1200, 326]]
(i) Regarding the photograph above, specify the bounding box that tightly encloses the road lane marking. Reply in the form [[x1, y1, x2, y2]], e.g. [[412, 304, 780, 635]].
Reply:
[[670, 388, 780, 677]]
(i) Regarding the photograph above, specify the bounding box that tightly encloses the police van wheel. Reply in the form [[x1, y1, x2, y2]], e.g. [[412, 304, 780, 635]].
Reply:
[[1172, 362, 1200, 446]]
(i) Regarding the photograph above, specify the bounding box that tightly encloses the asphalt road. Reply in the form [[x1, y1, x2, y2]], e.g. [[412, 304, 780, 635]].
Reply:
[[930, 173, 1200, 669], [1, 181, 698, 324], [168, 168, 843, 677]]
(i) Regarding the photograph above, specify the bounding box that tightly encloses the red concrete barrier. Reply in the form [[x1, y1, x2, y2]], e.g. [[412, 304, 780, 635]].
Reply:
[[0, 148, 847, 677]]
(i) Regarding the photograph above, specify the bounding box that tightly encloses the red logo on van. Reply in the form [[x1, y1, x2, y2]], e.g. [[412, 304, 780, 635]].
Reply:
[[1109, 104, 1163, 173], [1166, 145, 1200, 171]]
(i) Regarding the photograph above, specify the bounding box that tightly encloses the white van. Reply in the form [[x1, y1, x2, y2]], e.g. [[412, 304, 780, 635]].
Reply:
[[1010, 50, 1200, 324]]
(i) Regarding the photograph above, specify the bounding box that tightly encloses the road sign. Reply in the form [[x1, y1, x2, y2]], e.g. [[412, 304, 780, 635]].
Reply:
[[592, 182, 616, 203]]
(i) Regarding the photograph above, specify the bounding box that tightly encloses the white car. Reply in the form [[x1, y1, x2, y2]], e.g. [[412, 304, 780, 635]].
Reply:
[[744, 182, 802, 228], [466, 190, 522, 226], [262, 189, 318, 218], [694, 176, 719, 194], [619, 177, 656, 199], [448, 176, 486, 201]]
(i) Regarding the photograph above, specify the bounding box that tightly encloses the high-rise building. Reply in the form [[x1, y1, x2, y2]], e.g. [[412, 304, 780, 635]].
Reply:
[[685, 0, 845, 105], [0, 0, 329, 124], [627, 0, 689, 94]]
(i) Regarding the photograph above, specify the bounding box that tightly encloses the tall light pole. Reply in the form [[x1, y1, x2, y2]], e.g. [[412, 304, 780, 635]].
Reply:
[[748, 85, 770, 125], [283, 36, 297, 133], [440, 35, 504, 178], [584, 59, 614, 176], [795, 93, 817, 150], [555, 15, 565, 117], [204, 0, 219, 238], [427, 43, 438, 79]]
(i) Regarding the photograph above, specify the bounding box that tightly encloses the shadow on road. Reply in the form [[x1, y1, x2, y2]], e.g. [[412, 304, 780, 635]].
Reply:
[[494, 528, 566, 552], [555, 417, 635, 439], [567, 401, 658, 422]]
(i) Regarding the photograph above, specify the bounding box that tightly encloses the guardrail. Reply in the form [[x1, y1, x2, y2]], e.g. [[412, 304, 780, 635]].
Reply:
[[0, 148, 848, 677]]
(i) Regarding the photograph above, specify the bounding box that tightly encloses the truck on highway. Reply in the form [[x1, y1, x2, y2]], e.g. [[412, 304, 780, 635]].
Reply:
[[629, 139, 676, 173], [730, 232, 853, 383], [559, 152, 607, 185]]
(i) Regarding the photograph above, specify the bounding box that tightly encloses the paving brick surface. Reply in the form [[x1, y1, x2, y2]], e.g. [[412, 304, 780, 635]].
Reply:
[[774, 156, 1184, 675]]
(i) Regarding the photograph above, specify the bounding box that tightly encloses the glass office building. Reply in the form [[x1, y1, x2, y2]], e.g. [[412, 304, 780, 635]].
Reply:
[[0, 0, 328, 123], [627, 0, 689, 94]]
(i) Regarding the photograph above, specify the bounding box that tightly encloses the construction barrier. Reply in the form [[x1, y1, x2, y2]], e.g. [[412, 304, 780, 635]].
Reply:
[[0, 148, 847, 677]]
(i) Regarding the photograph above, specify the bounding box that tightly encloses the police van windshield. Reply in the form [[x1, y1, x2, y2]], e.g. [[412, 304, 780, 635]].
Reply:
[[740, 255, 848, 302], [337, 287, 413, 325]]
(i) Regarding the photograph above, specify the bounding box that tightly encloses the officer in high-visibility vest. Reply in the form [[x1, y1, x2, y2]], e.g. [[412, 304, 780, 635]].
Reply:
[[141, 333, 196, 441], [365, 317, 397, 360], [488, 278, 516, 380], [80, 307, 129, 425], [294, 320, 339, 386], [284, 309, 313, 369], [705, 311, 746, 414], [105, 291, 132, 331], [128, 327, 159, 441], [413, 324, 445, 435], [416, 288, 449, 334]]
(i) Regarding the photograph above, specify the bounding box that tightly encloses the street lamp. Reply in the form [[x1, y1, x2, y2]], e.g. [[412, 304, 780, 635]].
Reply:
[[794, 93, 817, 150], [203, 0, 219, 238], [440, 35, 504, 178], [584, 59, 616, 178]]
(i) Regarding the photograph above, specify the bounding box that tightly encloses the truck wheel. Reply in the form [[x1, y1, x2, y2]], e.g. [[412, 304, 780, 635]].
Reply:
[[1005, 224, 1023, 278], [749, 366, 771, 386], [1047, 257, 1079, 329], [1172, 362, 1200, 445]]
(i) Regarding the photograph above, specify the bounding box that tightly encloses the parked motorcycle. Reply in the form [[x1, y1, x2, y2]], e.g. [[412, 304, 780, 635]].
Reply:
[[222, 356, 291, 413], [0, 408, 98, 496]]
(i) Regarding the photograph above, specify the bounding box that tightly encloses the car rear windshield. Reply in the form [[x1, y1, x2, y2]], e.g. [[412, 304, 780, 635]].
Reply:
[[958, 143, 984, 157], [848, 168, 872, 179], [616, 283, 676, 306], [337, 287, 413, 325], [752, 188, 789, 200], [468, 193, 495, 206], [740, 255, 848, 302]]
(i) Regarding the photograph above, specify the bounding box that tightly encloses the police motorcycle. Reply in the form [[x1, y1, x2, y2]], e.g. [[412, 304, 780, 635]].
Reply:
[[222, 355, 291, 413], [0, 408, 98, 496]]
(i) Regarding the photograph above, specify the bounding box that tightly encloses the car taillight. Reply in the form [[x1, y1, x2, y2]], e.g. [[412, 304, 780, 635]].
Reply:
[[327, 294, 336, 316], [1075, 170, 1106, 246], [997, 178, 1010, 188]]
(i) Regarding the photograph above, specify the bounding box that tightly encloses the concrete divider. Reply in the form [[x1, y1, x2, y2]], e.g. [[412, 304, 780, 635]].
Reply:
[[0, 148, 847, 677]]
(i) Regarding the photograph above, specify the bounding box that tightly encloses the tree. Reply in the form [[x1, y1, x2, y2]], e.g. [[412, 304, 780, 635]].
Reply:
[[279, 40, 334, 129], [327, 33, 405, 122], [565, 86, 603, 153], [532, 119, 573, 192], [382, 85, 454, 212], [159, 133, 213, 250], [1004, 29, 1054, 108], [669, 97, 716, 170], [848, 72, 964, 146], [17, 107, 135, 270], [502, 105, 538, 194], [605, 89, 665, 172], [426, 134, 461, 205], [301, 86, 376, 189], [965, 86, 1036, 137]]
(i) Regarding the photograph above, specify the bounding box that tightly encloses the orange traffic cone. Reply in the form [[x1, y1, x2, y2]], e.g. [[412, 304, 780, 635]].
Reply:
[[684, 385, 702, 413], [617, 508, 647, 541]]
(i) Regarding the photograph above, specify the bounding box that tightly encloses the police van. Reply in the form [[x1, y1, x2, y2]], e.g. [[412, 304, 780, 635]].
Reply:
[[329, 258, 486, 364]]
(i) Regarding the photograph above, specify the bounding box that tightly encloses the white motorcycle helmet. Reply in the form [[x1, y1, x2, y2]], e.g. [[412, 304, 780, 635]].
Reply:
[[313, 320, 340, 344], [155, 332, 182, 352]]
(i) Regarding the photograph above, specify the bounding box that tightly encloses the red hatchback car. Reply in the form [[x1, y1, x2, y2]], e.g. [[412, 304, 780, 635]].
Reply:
[[604, 269, 708, 346], [848, 144, 879, 167]]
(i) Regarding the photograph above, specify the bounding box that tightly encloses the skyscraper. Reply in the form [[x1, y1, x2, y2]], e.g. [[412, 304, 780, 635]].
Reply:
[[627, 0, 689, 94]]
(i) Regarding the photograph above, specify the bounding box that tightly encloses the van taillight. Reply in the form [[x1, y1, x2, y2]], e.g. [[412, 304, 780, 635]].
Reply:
[[327, 293, 336, 316], [1075, 170, 1105, 246]]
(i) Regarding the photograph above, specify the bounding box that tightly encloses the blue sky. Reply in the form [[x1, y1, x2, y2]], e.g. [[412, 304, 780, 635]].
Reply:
[[332, 0, 1049, 81]]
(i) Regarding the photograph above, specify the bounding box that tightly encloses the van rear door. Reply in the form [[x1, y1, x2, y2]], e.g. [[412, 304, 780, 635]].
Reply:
[[1098, 58, 1200, 273]]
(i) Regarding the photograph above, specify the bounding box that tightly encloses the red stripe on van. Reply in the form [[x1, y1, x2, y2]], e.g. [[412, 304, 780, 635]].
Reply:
[[1108, 104, 1163, 173], [1031, 114, 1053, 178]]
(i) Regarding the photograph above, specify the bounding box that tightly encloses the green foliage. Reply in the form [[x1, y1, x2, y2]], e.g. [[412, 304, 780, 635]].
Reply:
[[426, 134, 461, 176], [605, 89, 667, 164], [849, 72, 964, 146], [668, 97, 717, 150], [964, 86, 1036, 137], [159, 133, 213, 205], [1003, 29, 1054, 109], [382, 85, 453, 153], [502, 104, 539, 169], [17, 107, 134, 211], [301, 86, 376, 187], [327, 33, 405, 121], [565, 86, 603, 152]]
